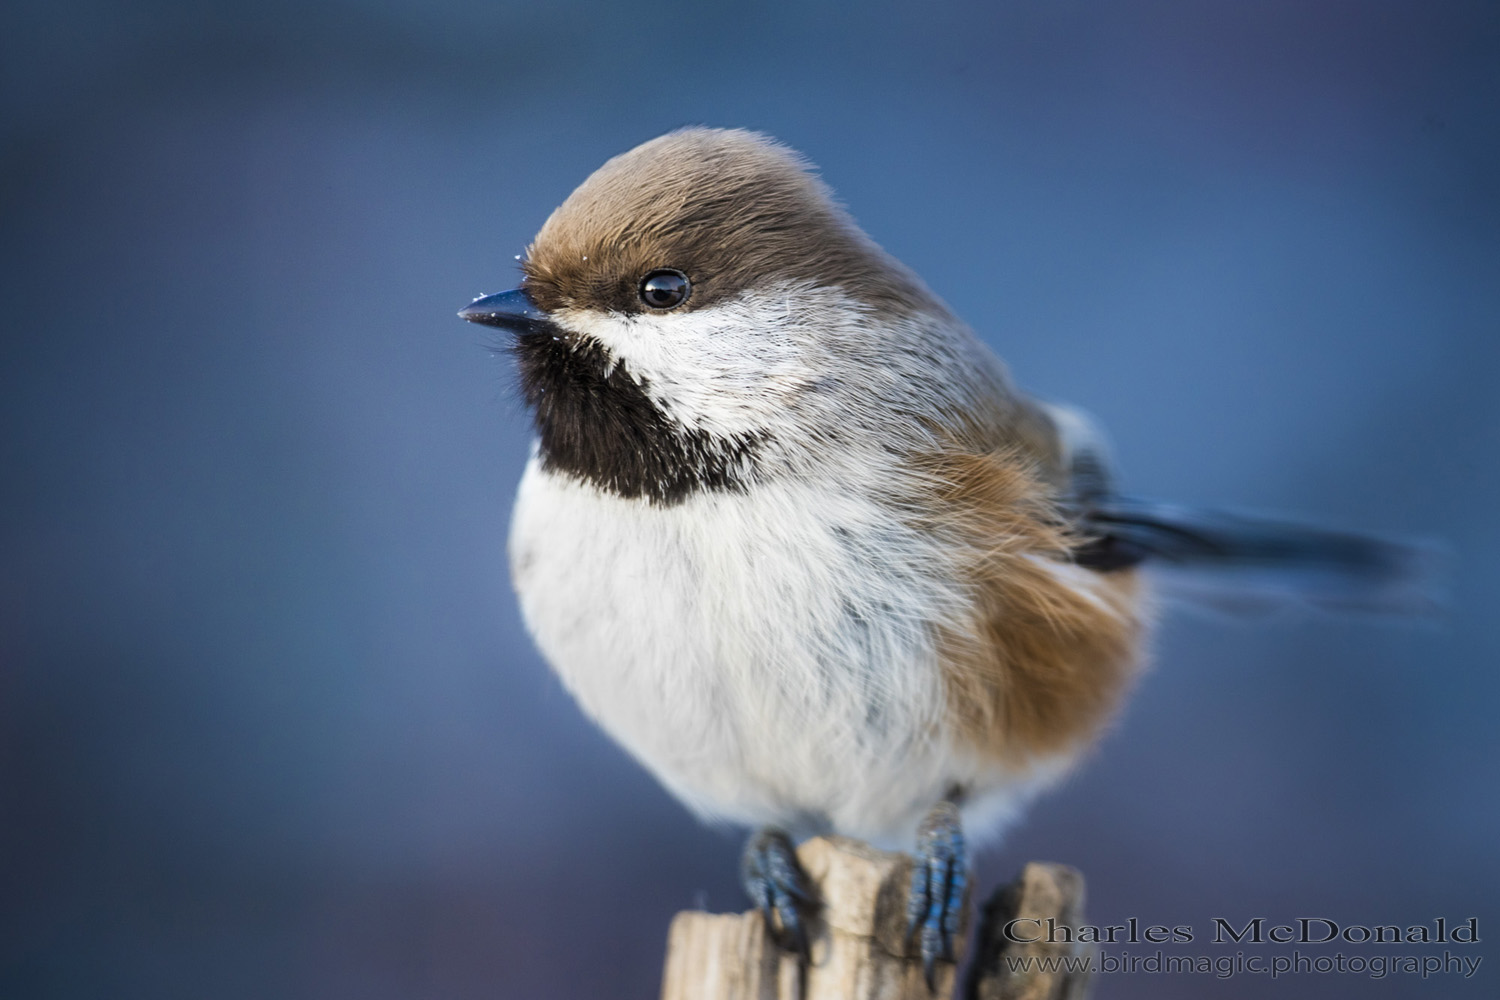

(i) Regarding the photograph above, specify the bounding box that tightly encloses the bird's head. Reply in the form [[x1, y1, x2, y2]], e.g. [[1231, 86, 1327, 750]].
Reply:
[[460, 128, 998, 504]]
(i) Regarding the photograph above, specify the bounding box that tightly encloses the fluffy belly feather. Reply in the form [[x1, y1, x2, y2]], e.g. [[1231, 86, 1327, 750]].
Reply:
[[507, 457, 1067, 847]]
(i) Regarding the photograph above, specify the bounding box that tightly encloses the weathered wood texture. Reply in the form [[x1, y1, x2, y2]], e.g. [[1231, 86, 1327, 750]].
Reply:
[[661, 840, 1093, 1000], [660, 836, 962, 1000], [966, 863, 1091, 1000]]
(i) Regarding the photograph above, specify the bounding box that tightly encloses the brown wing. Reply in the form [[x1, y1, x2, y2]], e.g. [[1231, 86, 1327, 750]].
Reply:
[[913, 403, 1146, 767]]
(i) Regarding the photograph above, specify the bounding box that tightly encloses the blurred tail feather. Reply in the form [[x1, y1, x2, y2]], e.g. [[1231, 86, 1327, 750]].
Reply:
[[1072, 497, 1443, 616]]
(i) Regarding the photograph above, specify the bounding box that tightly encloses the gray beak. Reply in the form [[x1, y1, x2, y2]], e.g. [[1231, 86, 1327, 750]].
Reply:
[[457, 288, 550, 333]]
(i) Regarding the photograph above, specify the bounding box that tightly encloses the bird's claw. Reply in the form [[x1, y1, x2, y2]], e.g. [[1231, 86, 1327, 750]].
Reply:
[[741, 828, 817, 961], [905, 800, 968, 991]]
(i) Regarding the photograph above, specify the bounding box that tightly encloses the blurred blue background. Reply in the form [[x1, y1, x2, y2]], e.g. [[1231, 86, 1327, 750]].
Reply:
[[2, 2, 1497, 998]]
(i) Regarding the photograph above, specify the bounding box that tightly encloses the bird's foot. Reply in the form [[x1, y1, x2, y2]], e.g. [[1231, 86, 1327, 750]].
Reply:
[[741, 827, 818, 961], [905, 800, 968, 991]]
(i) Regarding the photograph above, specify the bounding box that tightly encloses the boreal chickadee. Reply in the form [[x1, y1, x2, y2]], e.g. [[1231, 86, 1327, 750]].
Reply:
[[459, 128, 1428, 983]]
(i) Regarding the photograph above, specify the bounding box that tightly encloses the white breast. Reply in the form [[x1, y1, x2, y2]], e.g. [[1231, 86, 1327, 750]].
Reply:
[[508, 456, 1066, 847]]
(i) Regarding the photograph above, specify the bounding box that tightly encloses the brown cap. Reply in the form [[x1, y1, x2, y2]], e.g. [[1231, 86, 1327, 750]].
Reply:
[[521, 127, 943, 318]]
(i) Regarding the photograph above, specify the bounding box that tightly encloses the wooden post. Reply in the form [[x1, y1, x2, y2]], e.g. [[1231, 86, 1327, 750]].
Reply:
[[966, 863, 1091, 1000], [660, 841, 1091, 1000], [660, 836, 963, 1000]]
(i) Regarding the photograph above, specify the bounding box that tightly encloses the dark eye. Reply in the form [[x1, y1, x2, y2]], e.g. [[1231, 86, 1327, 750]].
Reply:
[[639, 269, 691, 310]]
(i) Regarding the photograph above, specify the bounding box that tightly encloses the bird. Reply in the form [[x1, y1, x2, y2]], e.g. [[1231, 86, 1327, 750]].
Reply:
[[458, 127, 1429, 985]]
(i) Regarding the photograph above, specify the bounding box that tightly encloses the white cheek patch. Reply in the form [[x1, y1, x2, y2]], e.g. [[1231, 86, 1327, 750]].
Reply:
[[553, 286, 845, 438]]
